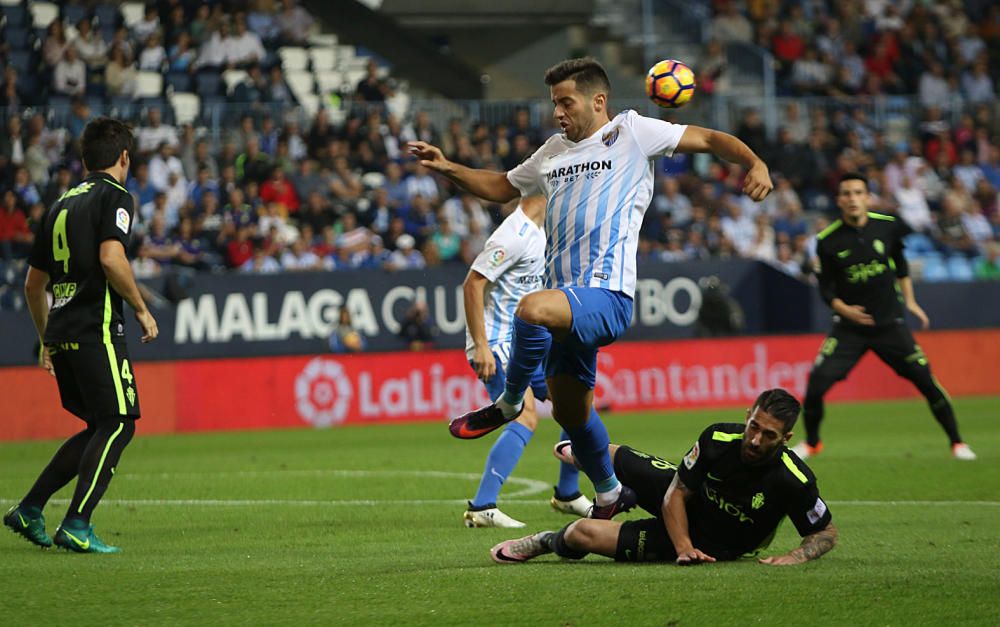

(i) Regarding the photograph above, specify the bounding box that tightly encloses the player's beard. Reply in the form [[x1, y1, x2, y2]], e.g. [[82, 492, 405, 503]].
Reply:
[[740, 439, 780, 465]]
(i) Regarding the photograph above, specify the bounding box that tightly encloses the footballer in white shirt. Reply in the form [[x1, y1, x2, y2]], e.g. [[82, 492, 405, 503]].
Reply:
[[410, 57, 772, 519]]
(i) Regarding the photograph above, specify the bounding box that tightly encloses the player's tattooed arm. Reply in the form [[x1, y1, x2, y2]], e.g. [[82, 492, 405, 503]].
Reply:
[[759, 522, 838, 566]]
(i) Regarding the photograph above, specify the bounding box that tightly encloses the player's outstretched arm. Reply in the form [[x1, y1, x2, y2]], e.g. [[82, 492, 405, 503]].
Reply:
[[463, 270, 495, 381], [759, 522, 838, 566], [407, 141, 520, 204], [662, 474, 716, 565], [99, 240, 159, 343], [24, 266, 54, 376], [675, 126, 773, 201]]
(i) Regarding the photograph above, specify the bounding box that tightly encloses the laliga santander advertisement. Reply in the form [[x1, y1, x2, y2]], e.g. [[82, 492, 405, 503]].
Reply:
[[4, 330, 1000, 441]]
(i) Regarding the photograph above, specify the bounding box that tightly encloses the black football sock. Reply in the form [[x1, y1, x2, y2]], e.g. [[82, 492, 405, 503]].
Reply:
[[544, 524, 589, 560], [21, 425, 97, 512], [64, 420, 135, 524]]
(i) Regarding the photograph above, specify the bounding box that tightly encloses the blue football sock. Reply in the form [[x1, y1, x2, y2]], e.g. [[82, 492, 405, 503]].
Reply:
[[470, 422, 534, 508], [563, 409, 619, 494], [500, 316, 551, 407], [555, 428, 581, 499]]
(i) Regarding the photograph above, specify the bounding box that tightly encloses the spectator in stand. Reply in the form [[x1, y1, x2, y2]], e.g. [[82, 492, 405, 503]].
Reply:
[[976, 243, 1000, 280], [919, 62, 952, 111], [0, 191, 32, 259], [387, 233, 425, 270], [356, 60, 388, 102], [169, 32, 199, 73], [281, 236, 323, 271], [42, 20, 70, 69], [149, 141, 186, 193], [227, 224, 255, 268], [431, 218, 461, 263], [248, 0, 281, 45], [241, 244, 281, 274], [105, 45, 137, 98], [894, 175, 934, 233], [229, 14, 266, 68], [195, 21, 233, 70], [52, 46, 86, 97], [41, 166, 73, 208], [138, 31, 167, 71], [142, 213, 180, 267], [961, 60, 995, 105], [405, 164, 439, 203], [132, 5, 160, 44], [12, 167, 40, 207], [138, 108, 179, 154], [328, 156, 364, 203], [236, 136, 272, 184], [937, 194, 977, 257], [276, 0, 315, 45], [268, 66, 294, 105], [711, 1, 753, 43], [73, 18, 108, 69], [260, 166, 300, 214]]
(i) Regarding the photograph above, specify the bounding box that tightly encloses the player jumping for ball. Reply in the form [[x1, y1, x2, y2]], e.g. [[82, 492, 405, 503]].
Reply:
[[410, 57, 773, 518]]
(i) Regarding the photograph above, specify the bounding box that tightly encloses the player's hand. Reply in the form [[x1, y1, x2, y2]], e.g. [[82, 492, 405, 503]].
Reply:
[[472, 345, 496, 382], [907, 302, 930, 330], [759, 554, 804, 566], [39, 346, 55, 377], [407, 141, 453, 175], [842, 305, 875, 326], [676, 548, 716, 565], [743, 162, 773, 202], [135, 309, 159, 343]]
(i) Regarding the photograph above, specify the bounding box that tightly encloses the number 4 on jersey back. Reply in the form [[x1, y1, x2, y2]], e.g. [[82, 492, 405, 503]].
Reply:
[[52, 208, 70, 273]]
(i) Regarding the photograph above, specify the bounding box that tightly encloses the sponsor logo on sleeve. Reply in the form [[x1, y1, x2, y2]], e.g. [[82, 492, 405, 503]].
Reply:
[[489, 248, 507, 267], [116, 208, 130, 234], [683, 441, 700, 469], [806, 497, 827, 525]]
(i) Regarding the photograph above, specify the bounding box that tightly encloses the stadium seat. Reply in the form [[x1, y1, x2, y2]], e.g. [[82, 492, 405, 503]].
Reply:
[[315, 71, 344, 95], [93, 4, 120, 29], [309, 33, 338, 47], [199, 96, 225, 126], [165, 71, 193, 93], [296, 92, 320, 119], [286, 70, 315, 102], [7, 49, 33, 73], [309, 47, 338, 72], [344, 69, 367, 89], [3, 27, 31, 50], [278, 47, 309, 72], [195, 72, 223, 97], [921, 256, 949, 282], [221, 69, 249, 96], [904, 233, 935, 255], [120, 2, 144, 28], [62, 4, 87, 25], [169, 92, 200, 125], [133, 71, 164, 99], [946, 256, 974, 282], [2, 4, 27, 27], [29, 2, 58, 29]]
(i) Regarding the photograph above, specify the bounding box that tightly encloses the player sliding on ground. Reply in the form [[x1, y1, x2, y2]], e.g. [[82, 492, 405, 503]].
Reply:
[[490, 389, 838, 566], [461, 195, 592, 527], [4, 118, 157, 553], [410, 57, 773, 518]]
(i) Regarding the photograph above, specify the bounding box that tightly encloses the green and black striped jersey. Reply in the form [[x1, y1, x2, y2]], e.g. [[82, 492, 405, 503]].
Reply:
[[677, 422, 832, 560], [28, 172, 135, 344]]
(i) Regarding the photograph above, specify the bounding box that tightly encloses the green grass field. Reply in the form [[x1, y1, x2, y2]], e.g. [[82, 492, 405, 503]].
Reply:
[[2, 397, 999, 625]]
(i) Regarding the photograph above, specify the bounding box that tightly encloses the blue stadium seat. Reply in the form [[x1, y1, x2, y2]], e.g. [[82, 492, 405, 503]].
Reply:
[[3, 5, 27, 28], [3, 27, 31, 50], [166, 71, 193, 93], [921, 256, 949, 282], [904, 233, 935, 255], [62, 4, 87, 25], [195, 72, 223, 97], [947, 255, 975, 282], [7, 49, 33, 73], [93, 4, 120, 29]]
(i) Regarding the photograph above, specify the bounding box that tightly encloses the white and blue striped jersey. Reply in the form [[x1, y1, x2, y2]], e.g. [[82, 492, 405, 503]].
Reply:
[[464, 207, 546, 366], [507, 110, 686, 297]]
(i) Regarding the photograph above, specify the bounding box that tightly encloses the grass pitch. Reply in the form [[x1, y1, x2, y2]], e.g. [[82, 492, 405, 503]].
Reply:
[[2, 397, 999, 625]]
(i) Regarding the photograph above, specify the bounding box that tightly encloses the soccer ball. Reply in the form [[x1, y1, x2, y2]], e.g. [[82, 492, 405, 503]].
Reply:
[[645, 60, 696, 108]]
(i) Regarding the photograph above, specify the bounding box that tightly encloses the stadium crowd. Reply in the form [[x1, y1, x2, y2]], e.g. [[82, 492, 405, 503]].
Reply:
[[2, 0, 1000, 312]]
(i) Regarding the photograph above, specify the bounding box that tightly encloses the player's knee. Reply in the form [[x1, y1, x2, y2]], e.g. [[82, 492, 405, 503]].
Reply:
[[515, 292, 555, 327]]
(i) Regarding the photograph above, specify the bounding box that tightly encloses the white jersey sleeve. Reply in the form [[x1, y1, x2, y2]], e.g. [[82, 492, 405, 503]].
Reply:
[[506, 135, 559, 197], [470, 218, 530, 282], [628, 111, 688, 159]]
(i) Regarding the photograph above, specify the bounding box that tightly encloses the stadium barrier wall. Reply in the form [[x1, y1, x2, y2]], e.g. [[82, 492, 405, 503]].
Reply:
[[4, 260, 1000, 367], [4, 329, 1000, 442]]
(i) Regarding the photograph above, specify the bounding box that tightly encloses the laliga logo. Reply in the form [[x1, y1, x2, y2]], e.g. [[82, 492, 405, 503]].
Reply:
[[295, 358, 353, 427]]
